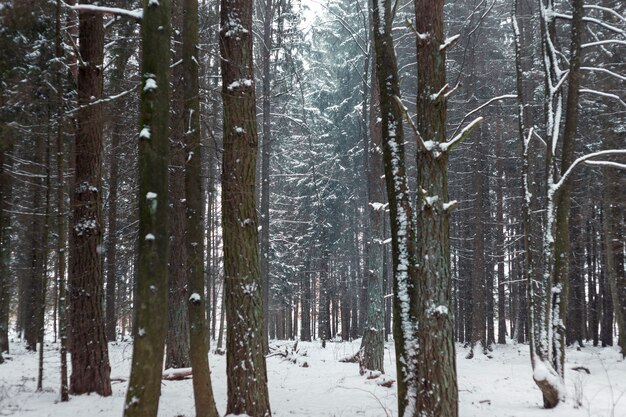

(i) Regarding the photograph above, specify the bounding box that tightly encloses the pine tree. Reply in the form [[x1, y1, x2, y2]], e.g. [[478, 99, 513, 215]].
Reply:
[[69, 0, 111, 396], [220, 0, 272, 413], [124, 0, 171, 415]]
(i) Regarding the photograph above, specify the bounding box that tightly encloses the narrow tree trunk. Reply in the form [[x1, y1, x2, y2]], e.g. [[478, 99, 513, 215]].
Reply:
[[495, 136, 507, 345], [123, 0, 171, 415], [183, 0, 219, 414], [260, 0, 274, 356], [360, 42, 385, 373], [469, 134, 486, 358], [373, 1, 421, 414], [300, 260, 312, 342]]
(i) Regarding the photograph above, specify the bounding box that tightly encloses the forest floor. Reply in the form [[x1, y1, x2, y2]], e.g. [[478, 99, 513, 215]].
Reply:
[[0, 337, 624, 417]]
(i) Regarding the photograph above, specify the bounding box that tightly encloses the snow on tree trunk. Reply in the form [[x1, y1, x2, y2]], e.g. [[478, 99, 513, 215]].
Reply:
[[183, 0, 219, 414], [372, 1, 420, 415], [219, 0, 272, 413], [124, 0, 171, 415], [412, 1, 459, 415], [69, 0, 112, 397]]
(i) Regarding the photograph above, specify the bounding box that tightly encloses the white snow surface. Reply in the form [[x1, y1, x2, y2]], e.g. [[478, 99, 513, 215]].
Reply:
[[0, 339, 624, 416]]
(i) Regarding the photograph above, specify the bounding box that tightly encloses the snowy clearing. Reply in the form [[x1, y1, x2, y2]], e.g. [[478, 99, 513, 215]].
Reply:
[[0, 339, 624, 417]]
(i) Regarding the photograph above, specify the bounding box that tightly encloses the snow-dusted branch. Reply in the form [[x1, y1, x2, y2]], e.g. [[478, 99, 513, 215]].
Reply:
[[449, 94, 517, 139], [583, 5, 626, 24], [553, 149, 626, 193], [552, 12, 625, 36], [440, 34, 460, 51], [581, 67, 626, 82], [68, 4, 143, 21], [392, 95, 428, 153], [65, 88, 134, 116], [441, 117, 483, 152], [582, 39, 626, 48], [585, 160, 626, 170], [580, 88, 626, 107]]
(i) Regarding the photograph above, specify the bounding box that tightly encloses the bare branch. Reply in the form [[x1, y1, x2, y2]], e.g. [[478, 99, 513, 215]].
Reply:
[[553, 149, 626, 193], [392, 95, 428, 153], [449, 94, 516, 139], [585, 160, 626, 170], [442, 117, 483, 152], [581, 66, 626, 82], [580, 88, 626, 107]]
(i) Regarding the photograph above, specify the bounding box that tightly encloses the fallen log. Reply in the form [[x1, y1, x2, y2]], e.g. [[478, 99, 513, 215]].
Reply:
[[162, 367, 193, 381]]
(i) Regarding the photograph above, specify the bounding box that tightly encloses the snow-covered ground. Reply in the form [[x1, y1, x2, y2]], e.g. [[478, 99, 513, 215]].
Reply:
[[1, 339, 624, 417]]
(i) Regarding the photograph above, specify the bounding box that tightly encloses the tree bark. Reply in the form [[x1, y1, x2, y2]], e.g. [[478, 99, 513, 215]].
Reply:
[[412, 1, 460, 416], [123, 0, 171, 415], [360, 41, 385, 374], [219, 0, 272, 412], [260, 0, 274, 355], [183, 0, 219, 414], [69, 0, 111, 396], [372, 1, 421, 414]]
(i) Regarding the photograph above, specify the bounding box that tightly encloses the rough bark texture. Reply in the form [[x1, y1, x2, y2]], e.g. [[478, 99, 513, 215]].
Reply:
[[25, 132, 46, 352], [495, 136, 507, 345], [413, 0, 458, 415], [69, 0, 111, 396], [105, 8, 134, 343], [183, 0, 219, 414], [360, 46, 385, 374], [469, 136, 486, 357], [551, 0, 584, 376], [219, 0, 272, 413], [372, 1, 420, 414], [0, 123, 11, 361], [165, 0, 191, 370], [260, 0, 273, 354], [603, 145, 626, 356], [123, 0, 171, 415]]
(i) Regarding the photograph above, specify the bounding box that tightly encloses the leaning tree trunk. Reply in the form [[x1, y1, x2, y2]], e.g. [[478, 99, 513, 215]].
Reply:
[[183, 0, 219, 414], [69, 0, 111, 396], [123, 0, 171, 416], [372, 1, 420, 415], [219, 0, 272, 413]]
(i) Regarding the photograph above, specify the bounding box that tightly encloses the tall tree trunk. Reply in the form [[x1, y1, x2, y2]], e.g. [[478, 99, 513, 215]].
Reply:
[[0, 128, 11, 362], [183, 0, 219, 414], [469, 134, 486, 357], [166, 0, 191, 370], [495, 135, 507, 345], [69, 0, 111, 397], [54, 2, 68, 397], [260, 0, 274, 356], [123, 0, 171, 415], [372, 1, 421, 414], [300, 259, 312, 342], [219, 0, 272, 412], [360, 41, 384, 374], [105, 8, 135, 343], [25, 131, 46, 352], [603, 152, 625, 356], [550, 0, 584, 378], [38, 131, 52, 390]]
